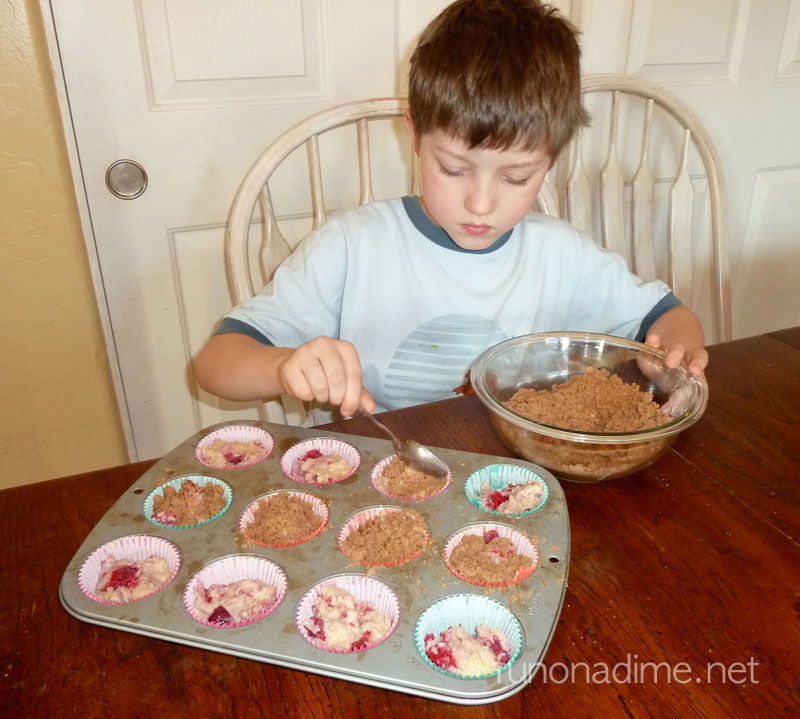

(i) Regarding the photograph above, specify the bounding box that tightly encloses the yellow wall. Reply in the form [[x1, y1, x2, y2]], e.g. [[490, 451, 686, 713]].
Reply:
[[0, 0, 128, 488]]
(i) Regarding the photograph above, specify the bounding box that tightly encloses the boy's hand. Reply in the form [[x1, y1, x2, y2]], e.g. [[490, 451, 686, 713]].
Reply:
[[644, 333, 708, 376], [278, 336, 374, 416]]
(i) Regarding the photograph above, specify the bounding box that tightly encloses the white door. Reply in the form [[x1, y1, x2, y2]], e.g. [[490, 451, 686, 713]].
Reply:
[[44, 0, 453, 460], [576, 0, 800, 340], [44, 0, 800, 460]]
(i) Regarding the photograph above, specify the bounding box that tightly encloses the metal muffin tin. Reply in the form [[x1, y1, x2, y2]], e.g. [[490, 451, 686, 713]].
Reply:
[[60, 420, 570, 705]]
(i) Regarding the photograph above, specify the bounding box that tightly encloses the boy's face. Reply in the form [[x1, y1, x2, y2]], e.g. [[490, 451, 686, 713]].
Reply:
[[407, 113, 552, 251]]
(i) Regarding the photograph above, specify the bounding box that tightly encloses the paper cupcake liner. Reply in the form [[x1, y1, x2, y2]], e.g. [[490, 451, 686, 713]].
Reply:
[[183, 554, 288, 628], [194, 424, 274, 469], [144, 475, 233, 529], [370, 453, 453, 501], [442, 522, 540, 587], [239, 490, 329, 548], [337, 506, 431, 567], [280, 437, 361, 485], [78, 534, 181, 605], [414, 594, 524, 680], [465, 464, 550, 517], [295, 573, 401, 654]]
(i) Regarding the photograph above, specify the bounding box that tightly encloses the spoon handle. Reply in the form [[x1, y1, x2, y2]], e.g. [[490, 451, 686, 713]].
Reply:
[[354, 407, 400, 446]]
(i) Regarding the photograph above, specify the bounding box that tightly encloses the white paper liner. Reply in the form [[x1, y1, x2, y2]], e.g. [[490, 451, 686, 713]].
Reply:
[[414, 594, 524, 680], [239, 490, 329, 548], [78, 534, 181, 605], [183, 553, 288, 628], [143, 475, 233, 529], [295, 573, 401, 653], [464, 464, 549, 517], [337, 506, 430, 567], [280, 437, 361, 484], [370, 453, 453, 501], [194, 424, 274, 469], [443, 522, 540, 587]]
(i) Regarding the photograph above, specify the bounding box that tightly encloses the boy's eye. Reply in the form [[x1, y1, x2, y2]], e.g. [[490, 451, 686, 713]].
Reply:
[[504, 176, 530, 187], [438, 165, 465, 178]]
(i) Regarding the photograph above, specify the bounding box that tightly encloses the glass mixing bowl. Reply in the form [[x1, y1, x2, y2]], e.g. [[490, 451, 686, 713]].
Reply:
[[471, 332, 708, 482]]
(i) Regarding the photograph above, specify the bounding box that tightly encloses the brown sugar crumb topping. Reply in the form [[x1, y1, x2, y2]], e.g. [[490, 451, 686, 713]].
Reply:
[[151, 479, 226, 526], [340, 510, 429, 566], [505, 366, 670, 432], [245, 493, 324, 546], [376, 455, 448, 498], [448, 532, 533, 584]]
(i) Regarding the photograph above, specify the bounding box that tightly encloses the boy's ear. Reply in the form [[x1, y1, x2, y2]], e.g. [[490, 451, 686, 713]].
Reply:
[[404, 108, 420, 156]]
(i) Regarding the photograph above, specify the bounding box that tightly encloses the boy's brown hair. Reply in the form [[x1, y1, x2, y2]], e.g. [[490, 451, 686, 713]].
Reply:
[[408, 0, 590, 158]]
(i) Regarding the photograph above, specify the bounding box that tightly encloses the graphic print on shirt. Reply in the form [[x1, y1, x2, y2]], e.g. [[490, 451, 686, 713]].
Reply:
[[383, 314, 508, 408]]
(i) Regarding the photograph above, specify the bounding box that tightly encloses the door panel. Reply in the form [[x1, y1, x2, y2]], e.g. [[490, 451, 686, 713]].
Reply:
[[50, 0, 403, 459]]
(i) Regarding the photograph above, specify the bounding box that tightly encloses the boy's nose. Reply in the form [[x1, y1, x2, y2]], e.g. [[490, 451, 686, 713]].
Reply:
[[465, 179, 495, 216]]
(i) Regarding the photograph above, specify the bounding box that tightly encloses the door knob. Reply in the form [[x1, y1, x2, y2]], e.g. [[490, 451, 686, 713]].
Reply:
[[105, 159, 147, 199]]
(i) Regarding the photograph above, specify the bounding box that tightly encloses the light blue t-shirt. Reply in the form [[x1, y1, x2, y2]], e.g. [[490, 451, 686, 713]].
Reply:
[[218, 196, 679, 414]]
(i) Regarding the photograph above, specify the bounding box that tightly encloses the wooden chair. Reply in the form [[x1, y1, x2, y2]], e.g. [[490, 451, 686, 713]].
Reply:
[[557, 74, 731, 346], [224, 76, 730, 424]]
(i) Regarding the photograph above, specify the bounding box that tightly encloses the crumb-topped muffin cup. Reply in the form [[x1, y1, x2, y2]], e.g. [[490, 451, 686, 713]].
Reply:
[[194, 424, 274, 469], [414, 594, 525, 680], [280, 437, 361, 485], [143, 475, 233, 529], [370, 453, 453, 501], [295, 573, 401, 654], [78, 534, 181, 605], [337, 505, 431, 568], [183, 553, 287, 629], [239, 490, 329, 548], [465, 464, 549, 517], [443, 522, 540, 588]]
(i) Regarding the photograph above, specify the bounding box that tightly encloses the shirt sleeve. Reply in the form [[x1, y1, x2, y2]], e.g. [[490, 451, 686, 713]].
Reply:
[[561, 227, 679, 340], [634, 292, 682, 341], [219, 222, 347, 348], [214, 317, 274, 345]]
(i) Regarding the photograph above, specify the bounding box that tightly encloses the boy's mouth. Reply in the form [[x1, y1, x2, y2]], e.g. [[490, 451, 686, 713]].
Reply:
[[461, 223, 492, 236]]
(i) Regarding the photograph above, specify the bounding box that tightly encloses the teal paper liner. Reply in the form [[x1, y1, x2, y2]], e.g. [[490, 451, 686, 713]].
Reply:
[[414, 594, 524, 680], [144, 475, 233, 529], [464, 464, 549, 517]]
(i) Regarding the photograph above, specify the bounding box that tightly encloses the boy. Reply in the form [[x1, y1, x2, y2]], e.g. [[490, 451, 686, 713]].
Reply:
[[194, 0, 708, 422]]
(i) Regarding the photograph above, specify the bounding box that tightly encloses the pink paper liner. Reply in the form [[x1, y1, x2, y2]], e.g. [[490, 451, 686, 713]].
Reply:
[[183, 554, 288, 628], [295, 573, 401, 653], [239, 490, 329, 548], [78, 534, 181, 605], [337, 506, 431, 567], [443, 522, 539, 587], [280, 437, 361, 485], [195, 424, 274, 469], [370, 453, 453, 501]]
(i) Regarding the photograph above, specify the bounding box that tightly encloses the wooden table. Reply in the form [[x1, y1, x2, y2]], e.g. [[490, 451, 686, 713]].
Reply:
[[3, 329, 799, 718]]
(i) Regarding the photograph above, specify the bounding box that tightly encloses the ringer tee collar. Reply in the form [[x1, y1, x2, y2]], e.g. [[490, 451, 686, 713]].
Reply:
[[401, 195, 513, 254]]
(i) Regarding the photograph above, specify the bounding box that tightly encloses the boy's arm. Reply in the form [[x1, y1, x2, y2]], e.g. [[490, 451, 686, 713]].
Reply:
[[193, 333, 374, 416], [194, 333, 293, 400], [644, 305, 708, 376]]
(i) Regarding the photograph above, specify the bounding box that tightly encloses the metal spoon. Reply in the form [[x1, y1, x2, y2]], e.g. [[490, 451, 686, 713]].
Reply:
[[354, 407, 449, 479]]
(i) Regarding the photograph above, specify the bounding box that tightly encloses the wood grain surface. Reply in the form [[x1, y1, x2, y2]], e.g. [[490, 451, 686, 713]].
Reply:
[[2, 329, 798, 718]]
